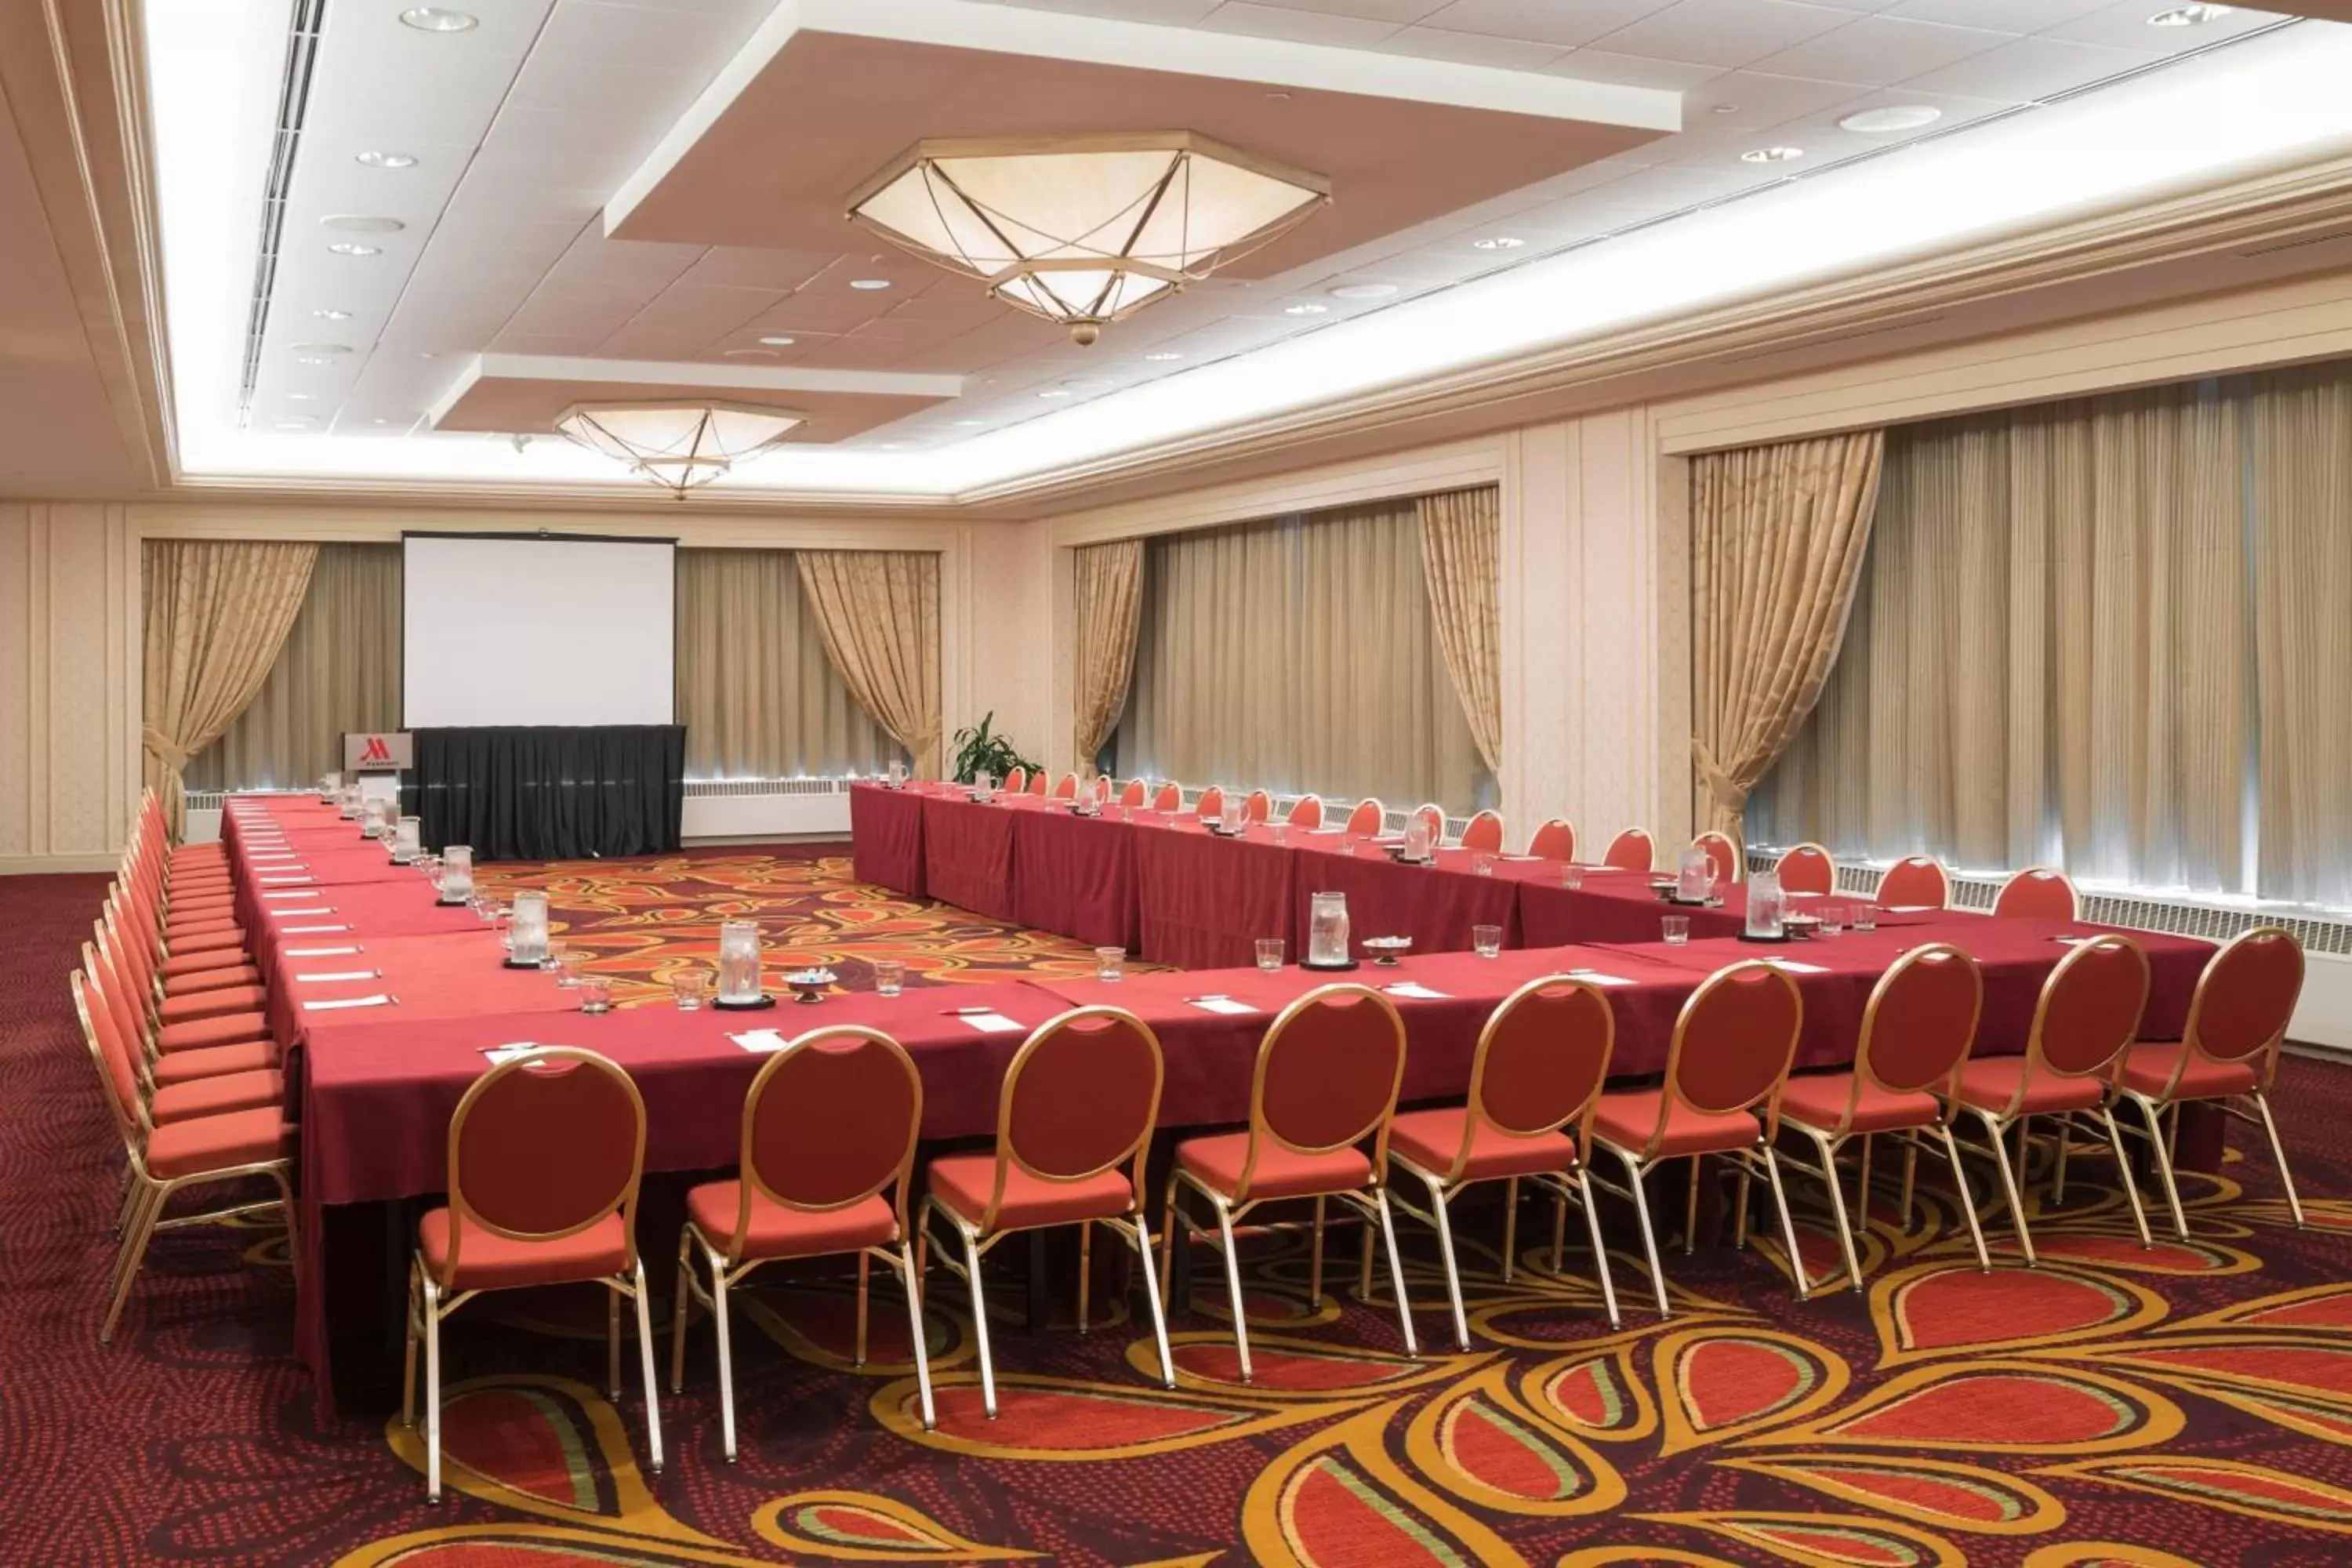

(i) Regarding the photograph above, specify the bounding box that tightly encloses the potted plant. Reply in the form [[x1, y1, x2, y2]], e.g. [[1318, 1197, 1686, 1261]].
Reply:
[[949, 711, 1041, 786]]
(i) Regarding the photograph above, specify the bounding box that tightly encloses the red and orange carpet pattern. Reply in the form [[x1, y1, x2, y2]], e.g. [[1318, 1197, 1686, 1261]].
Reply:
[[8, 848, 2352, 1565]]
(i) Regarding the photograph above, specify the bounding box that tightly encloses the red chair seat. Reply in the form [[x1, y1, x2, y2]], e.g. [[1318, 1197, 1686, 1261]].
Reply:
[[158, 1011, 271, 1053], [172, 844, 228, 863], [1388, 1108, 1577, 1182], [169, 887, 236, 906], [2118, 1044, 2259, 1102], [166, 916, 244, 941], [172, 877, 234, 895], [162, 947, 252, 978], [417, 1208, 630, 1291], [1592, 1090, 1761, 1159], [928, 1154, 1134, 1230], [152, 1068, 283, 1123], [686, 1181, 897, 1261], [145, 1108, 294, 1179], [1174, 1132, 1374, 1203], [151, 1037, 280, 1084], [164, 964, 264, 996], [1953, 1057, 2104, 1116], [168, 927, 247, 953], [1778, 1073, 1944, 1136], [159, 984, 269, 1025]]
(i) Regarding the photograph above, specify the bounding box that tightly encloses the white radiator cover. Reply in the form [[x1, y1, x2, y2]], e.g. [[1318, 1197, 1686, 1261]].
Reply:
[[183, 782, 857, 848]]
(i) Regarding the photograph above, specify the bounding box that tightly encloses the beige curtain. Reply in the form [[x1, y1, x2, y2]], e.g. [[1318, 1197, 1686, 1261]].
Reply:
[[1750, 383, 2249, 891], [184, 544, 401, 794], [1690, 432, 1883, 853], [143, 539, 320, 833], [796, 550, 942, 779], [1071, 539, 1144, 773], [2246, 362, 2352, 907], [677, 549, 902, 778], [1416, 486, 1503, 775], [1120, 501, 1486, 810]]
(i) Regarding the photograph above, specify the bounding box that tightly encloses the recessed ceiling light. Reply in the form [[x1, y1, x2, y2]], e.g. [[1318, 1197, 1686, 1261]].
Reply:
[[757, 335, 797, 347], [1143, 351, 1184, 361], [418, 352, 437, 360], [285, 393, 316, 401], [322, 214, 404, 234], [1283, 302, 1329, 316], [327, 241, 381, 256], [312, 308, 351, 321], [1711, 103, 1741, 115], [1061, 377, 1112, 392], [1838, 105, 1943, 134], [1741, 146, 1805, 164], [1329, 282, 1399, 300], [2148, 3, 2229, 24], [1036, 389, 1071, 399], [291, 342, 350, 355], [354, 151, 417, 169], [397, 7, 477, 31], [1471, 235, 1524, 251], [721, 348, 776, 359], [953, 419, 985, 426], [848, 278, 892, 291], [294, 354, 333, 365]]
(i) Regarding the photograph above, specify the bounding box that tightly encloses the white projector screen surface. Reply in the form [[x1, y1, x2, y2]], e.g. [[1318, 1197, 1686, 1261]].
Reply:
[[402, 535, 676, 728]]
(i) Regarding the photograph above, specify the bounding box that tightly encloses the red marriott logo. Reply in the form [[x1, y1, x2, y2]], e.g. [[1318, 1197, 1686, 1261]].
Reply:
[[358, 735, 394, 764]]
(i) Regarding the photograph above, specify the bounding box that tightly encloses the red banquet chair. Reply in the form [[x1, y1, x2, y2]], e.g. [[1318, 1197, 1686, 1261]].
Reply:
[[1408, 802, 1446, 845], [88, 924, 276, 1087], [1243, 788, 1272, 825], [1693, 831, 1740, 887], [1196, 786, 1225, 820], [1526, 818, 1574, 862], [2113, 927, 2307, 1238], [1947, 935, 2153, 1263], [1119, 778, 1149, 809], [80, 950, 281, 1130], [672, 1026, 933, 1457], [1002, 767, 1028, 794], [1287, 794, 1324, 829], [1591, 963, 1809, 1316], [1876, 855, 1950, 910], [1027, 771, 1049, 797], [1775, 842, 1836, 896], [1163, 985, 1417, 1379], [1344, 798, 1386, 837], [1458, 810, 1504, 855], [1778, 945, 1991, 1290], [1152, 782, 1183, 813], [74, 965, 296, 1344], [1051, 773, 1079, 800], [405, 1048, 662, 1502], [1602, 826, 1654, 871], [919, 1007, 1173, 1419], [1994, 866, 2078, 920], [1387, 977, 1621, 1348]]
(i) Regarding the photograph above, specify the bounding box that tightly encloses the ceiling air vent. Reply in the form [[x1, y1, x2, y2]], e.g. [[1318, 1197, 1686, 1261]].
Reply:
[[238, 0, 325, 426]]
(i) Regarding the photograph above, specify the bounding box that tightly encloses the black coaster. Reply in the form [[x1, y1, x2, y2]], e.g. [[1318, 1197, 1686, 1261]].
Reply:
[[1300, 956, 1361, 971], [713, 993, 779, 1011], [503, 957, 549, 970], [1734, 931, 1793, 945], [436, 896, 470, 907]]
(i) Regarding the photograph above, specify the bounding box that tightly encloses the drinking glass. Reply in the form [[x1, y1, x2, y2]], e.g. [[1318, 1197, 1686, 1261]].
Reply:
[[555, 946, 588, 989], [1472, 852, 1496, 877], [873, 959, 905, 997], [1563, 865, 1584, 891], [489, 904, 512, 950], [579, 976, 613, 1015], [543, 939, 571, 977], [1272, 824, 1289, 847], [1661, 914, 1691, 946], [1254, 938, 1285, 971], [672, 970, 712, 1011], [1094, 946, 1126, 982], [1472, 924, 1503, 959], [1852, 904, 1878, 934], [1817, 903, 1847, 938]]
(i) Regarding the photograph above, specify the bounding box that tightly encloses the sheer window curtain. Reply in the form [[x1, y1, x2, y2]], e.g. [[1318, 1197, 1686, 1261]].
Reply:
[[1749, 381, 2252, 894], [676, 549, 902, 779], [1116, 501, 1488, 811], [183, 543, 402, 793]]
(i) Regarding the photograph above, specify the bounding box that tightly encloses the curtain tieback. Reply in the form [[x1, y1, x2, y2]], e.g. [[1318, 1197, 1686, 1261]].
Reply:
[[1690, 737, 1747, 812], [141, 726, 192, 770]]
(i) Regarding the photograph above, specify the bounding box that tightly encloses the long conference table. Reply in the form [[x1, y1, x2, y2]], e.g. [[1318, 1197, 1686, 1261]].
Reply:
[[220, 789, 2216, 1420]]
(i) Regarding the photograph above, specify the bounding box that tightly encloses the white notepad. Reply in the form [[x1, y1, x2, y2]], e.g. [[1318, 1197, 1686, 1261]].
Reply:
[[481, 1044, 542, 1065], [731, 1029, 791, 1054], [1188, 995, 1258, 1016], [261, 889, 321, 899], [1566, 969, 1639, 987], [281, 924, 350, 934], [958, 1011, 1024, 1034], [1761, 957, 1831, 975], [267, 907, 334, 919], [285, 946, 360, 957], [1382, 982, 1450, 1000], [303, 993, 393, 1011], [296, 970, 379, 982], [258, 876, 314, 885]]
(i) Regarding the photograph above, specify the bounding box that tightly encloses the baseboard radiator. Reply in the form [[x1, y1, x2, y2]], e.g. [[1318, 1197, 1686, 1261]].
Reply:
[[184, 781, 858, 846], [1747, 848, 2352, 1053]]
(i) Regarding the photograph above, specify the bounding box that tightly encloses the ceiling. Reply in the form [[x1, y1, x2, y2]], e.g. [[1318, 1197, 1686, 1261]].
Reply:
[[85, 0, 2352, 501]]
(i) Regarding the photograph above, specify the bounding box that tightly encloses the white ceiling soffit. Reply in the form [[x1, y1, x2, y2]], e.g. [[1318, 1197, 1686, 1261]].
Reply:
[[146, 7, 2352, 501]]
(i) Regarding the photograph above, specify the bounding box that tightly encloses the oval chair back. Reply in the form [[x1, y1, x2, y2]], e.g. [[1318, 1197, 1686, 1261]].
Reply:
[[1287, 794, 1323, 829], [1003, 768, 1027, 795], [1995, 866, 2078, 920], [2027, 936, 2149, 1087], [440, 1048, 647, 1290], [1450, 977, 1614, 1182], [1240, 984, 1406, 1205], [74, 960, 148, 1153], [1647, 964, 1803, 1155], [972, 1007, 1163, 1232], [1857, 944, 1982, 1105], [1457, 811, 1504, 854], [2178, 926, 2304, 1089], [1876, 855, 1949, 909], [87, 925, 153, 1059], [1051, 772, 1078, 800], [1120, 779, 1149, 809], [1151, 782, 1182, 813], [1409, 803, 1445, 844], [1026, 771, 1047, 797], [1243, 789, 1272, 824], [1775, 842, 1836, 896], [1526, 818, 1573, 861], [1344, 798, 1386, 837], [1196, 786, 1225, 820], [1603, 826, 1654, 871], [1693, 831, 1740, 886], [727, 1026, 922, 1265]]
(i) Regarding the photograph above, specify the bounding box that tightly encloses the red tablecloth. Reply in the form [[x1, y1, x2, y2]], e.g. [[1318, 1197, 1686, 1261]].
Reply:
[[1131, 817, 1296, 968], [1289, 841, 1523, 959], [1011, 807, 1137, 951], [920, 793, 1021, 921], [241, 880, 485, 975], [262, 931, 581, 1051], [850, 782, 926, 898]]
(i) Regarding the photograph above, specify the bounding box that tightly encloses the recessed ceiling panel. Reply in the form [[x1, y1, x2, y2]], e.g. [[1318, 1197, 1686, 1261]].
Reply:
[[431, 355, 964, 444]]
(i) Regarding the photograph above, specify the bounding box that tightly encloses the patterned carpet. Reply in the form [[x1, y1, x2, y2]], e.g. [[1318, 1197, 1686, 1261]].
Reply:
[[8, 848, 2352, 1566]]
